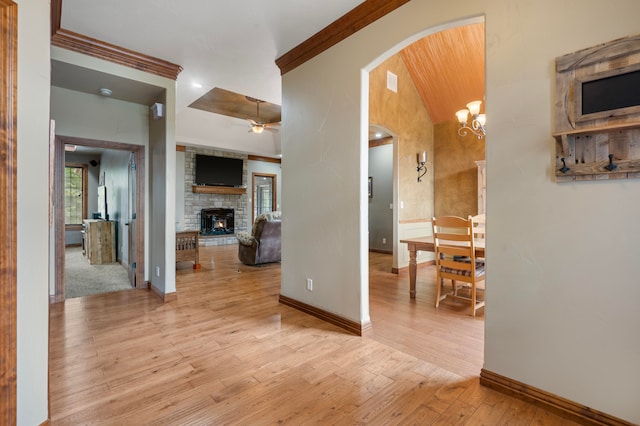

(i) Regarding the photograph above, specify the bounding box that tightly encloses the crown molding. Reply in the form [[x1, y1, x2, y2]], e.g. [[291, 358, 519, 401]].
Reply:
[[51, 29, 182, 80], [50, 0, 182, 80], [51, 0, 62, 36], [276, 0, 410, 75], [248, 155, 282, 164]]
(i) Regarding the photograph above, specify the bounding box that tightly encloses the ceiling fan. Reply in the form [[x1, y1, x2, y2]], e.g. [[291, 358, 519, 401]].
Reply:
[[246, 96, 280, 134]]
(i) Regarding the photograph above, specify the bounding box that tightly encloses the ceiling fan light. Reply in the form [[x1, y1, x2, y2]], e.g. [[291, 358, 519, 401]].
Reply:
[[252, 125, 264, 134]]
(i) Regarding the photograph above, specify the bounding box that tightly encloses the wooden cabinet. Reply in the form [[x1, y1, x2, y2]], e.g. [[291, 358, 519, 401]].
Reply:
[[83, 220, 116, 264]]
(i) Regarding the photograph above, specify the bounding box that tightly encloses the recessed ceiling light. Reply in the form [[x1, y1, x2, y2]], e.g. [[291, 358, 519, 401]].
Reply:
[[375, 132, 382, 138], [99, 87, 112, 96], [192, 82, 203, 88]]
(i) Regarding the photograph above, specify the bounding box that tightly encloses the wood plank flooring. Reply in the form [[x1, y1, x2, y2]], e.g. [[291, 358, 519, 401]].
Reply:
[[49, 245, 579, 425]]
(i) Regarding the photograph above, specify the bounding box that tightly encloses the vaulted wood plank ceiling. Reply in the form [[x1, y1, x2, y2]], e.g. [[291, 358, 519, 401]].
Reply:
[[401, 23, 485, 124]]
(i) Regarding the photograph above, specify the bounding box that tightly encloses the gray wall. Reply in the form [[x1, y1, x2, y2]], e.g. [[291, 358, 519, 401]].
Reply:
[[176, 150, 185, 231], [100, 149, 132, 264], [368, 144, 393, 252]]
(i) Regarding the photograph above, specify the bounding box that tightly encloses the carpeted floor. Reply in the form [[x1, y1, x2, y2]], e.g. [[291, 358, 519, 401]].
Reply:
[[65, 246, 132, 299]]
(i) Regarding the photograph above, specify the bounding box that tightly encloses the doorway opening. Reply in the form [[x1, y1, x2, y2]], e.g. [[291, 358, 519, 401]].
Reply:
[[368, 124, 396, 264], [52, 136, 146, 302], [365, 17, 486, 364], [365, 17, 485, 276], [252, 172, 277, 224]]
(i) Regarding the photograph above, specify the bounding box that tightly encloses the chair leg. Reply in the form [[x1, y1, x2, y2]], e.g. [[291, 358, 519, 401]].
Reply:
[[435, 275, 442, 308], [471, 283, 476, 317]]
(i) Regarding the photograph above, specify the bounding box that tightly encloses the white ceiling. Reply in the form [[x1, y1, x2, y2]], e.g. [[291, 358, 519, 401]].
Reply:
[[56, 1, 366, 157]]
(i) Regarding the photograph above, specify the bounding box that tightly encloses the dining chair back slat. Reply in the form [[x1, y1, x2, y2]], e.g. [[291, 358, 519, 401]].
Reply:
[[432, 215, 485, 316]]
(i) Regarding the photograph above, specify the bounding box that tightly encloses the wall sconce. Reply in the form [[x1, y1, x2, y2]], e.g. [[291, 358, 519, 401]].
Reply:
[[416, 151, 427, 182], [456, 100, 486, 139]]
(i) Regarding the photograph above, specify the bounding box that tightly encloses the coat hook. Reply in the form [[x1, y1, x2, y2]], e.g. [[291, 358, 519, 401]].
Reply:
[[559, 157, 570, 173], [604, 154, 617, 171]]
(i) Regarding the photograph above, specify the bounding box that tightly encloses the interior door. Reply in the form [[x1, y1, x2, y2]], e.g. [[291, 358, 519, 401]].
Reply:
[[127, 152, 137, 287]]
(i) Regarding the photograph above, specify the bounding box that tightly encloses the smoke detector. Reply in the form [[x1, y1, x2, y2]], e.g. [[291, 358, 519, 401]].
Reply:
[[99, 87, 112, 97]]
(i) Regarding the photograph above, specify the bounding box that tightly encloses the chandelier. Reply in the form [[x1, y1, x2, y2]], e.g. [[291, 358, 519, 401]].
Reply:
[[455, 100, 486, 139]]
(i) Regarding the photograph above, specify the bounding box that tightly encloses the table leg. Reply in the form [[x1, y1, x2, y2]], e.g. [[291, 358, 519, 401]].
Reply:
[[408, 244, 417, 299]]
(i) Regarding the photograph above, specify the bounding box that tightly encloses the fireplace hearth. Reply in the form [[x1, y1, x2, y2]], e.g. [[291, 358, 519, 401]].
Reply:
[[200, 208, 234, 235]]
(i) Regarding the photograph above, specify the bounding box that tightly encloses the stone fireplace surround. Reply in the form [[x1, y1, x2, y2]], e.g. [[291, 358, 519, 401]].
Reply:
[[183, 147, 248, 246]]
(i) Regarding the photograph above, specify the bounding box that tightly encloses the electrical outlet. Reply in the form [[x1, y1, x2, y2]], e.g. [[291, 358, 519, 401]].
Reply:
[[156, 266, 160, 277], [382, 238, 386, 244], [306, 278, 313, 291]]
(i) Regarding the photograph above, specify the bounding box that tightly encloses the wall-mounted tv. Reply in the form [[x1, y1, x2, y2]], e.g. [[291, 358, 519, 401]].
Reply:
[[575, 64, 640, 122], [195, 154, 243, 187]]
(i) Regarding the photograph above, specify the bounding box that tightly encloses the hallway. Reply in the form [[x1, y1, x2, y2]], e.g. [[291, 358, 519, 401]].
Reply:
[[49, 245, 576, 425]]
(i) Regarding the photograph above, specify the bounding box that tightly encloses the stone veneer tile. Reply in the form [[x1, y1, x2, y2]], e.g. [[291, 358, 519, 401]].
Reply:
[[183, 147, 249, 245]]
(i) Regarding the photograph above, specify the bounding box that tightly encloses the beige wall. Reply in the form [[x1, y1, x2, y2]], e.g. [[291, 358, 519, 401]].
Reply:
[[17, 1, 640, 424], [51, 47, 177, 294], [281, 1, 640, 423], [369, 53, 434, 221], [16, 0, 50, 424], [434, 120, 485, 217], [50, 86, 149, 144]]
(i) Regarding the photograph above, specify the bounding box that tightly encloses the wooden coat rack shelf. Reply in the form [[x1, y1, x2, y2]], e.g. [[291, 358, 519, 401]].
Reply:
[[554, 122, 640, 178], [553, 33, 640, 182]]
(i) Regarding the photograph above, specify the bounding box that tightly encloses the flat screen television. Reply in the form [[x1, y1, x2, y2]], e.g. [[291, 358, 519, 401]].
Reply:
[[195, 155, 243, 187]]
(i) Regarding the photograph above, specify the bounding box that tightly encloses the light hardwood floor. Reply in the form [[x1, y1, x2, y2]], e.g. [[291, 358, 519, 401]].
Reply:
[[49, 245, 579, 425]]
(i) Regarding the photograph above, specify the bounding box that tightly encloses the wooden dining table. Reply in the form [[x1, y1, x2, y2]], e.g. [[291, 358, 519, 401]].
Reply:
[[400, 235, 485, 299]]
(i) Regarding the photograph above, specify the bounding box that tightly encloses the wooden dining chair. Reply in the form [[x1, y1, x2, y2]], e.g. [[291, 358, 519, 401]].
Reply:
[[469, 213, 486, 258], [432, 216, 485, 316]]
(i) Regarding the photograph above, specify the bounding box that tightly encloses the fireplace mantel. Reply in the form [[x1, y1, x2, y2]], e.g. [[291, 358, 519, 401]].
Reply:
[[192, 185, 246, 195]]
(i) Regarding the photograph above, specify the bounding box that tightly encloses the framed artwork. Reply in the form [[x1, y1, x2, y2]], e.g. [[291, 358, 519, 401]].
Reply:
[[368, 177, 373, 198]]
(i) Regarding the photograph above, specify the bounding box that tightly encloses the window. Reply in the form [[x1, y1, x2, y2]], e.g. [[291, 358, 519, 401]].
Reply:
[[65, 164, 87, 229]]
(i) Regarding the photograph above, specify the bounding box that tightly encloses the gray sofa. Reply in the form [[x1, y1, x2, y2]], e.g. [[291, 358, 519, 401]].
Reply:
[[236, 211, 281, 265]]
